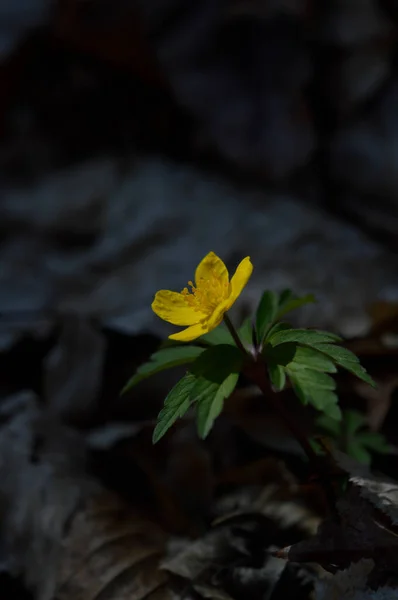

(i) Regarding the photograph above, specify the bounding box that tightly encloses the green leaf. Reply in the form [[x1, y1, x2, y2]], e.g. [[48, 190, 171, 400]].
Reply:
[[346, 440, 372, 465], [158, 338, 185, 349], [263, 342, 297, 366], [288, 368, 340, 417], [316, 409, 390, 464], [122, 345, 205, 393], [289, 346, 337, 373], [277, 289, 295, 309], [356, 431, 391, 454], [152, 373, 196, 443], [290, 378, 308, 405], [189, 344, 243, 439], [286, 366, 336, 391], [309, 437, 328, 456], [343, 410, 368, 436], [255, 291, 279, 342], [264, 321, 292, 342], [268, 363, 286, 391], [238, 318, 254, 347], [313, 344, 376, 387], [323, 401, 342, 421], [199, 324, 235, 346], [269, 328, 342, 347], [316, 413, 342, 437], [310, 390, 339, 414], [196, 372, 239, 439], [276, 291, 316, 320], [190, 344, 243, 381], [278, 289, 294, 304], [200, 319, 253, 349]]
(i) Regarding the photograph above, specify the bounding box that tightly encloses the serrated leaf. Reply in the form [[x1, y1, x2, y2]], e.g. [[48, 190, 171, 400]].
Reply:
[[264, 321, 292, 342], [277, 289, 295, 309], [255, 291, 279, 342], [263, 342, 297, 366], [316, 409, 390, 463], [311, 330, 343, 342], [238, 318, 254, 347], [189, 377, 219, 403], [313, 343, 376, 387], [343, 410, 368, 436], [268, 363, 286, 391], [291, 379, 308, 405], [198, 324, 235, 346], [322, 401, 342, 421], [189, 345, 243, 439], [286, 366, 336, 391], [269, 328, 342, 347], [316, 413, 342, 437], [290, 346, 337, 373], [153, 344, 243, 443], [122, 345, 205, 393], [190, 344, 243, 381], [276, 291, 315, 320], [152, 373, 196, 443], [346, 440, 372, 465], [288, 369, 340, 417], [278, 289, 294, 304], [196, 372, 239, 439], [310, 390, 340, 414], [356, 431, 391, 454]]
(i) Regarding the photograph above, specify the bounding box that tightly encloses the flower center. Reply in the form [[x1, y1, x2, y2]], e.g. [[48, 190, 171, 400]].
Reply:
[[181, 275, 228, 314]]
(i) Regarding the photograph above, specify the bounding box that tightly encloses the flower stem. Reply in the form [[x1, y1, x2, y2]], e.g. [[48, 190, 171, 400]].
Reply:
[[244, 361, 340, 520], [223, 314, 248, 355], [249, 363, 317, 461], [224, 314, 339, 519]]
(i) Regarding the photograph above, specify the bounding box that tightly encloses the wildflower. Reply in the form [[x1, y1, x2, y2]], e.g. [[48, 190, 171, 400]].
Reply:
[[152, 251, 253, 341]]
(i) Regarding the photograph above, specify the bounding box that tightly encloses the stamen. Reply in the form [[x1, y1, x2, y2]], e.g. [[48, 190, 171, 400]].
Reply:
[[180, 271, 228, 314]]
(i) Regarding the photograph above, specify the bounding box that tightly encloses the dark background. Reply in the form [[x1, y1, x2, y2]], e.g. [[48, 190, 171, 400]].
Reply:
[[0, 3, 398, 599]]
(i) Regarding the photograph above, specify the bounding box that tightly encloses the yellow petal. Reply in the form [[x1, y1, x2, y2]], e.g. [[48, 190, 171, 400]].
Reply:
[[169, 323, 208, 342], [195, 251, 229, 289], [227, 257, 253, 307], [207, 300, 230, 331], [152, 290, 205, 326]]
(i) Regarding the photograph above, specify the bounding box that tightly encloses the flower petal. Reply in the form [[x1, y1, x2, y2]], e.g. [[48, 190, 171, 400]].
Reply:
[[152, 290, 205, 325], [207, 299, 230, 331], [195, 251, 229, 289], [227, 257, 253, 306], [169, 323, 208, 342]]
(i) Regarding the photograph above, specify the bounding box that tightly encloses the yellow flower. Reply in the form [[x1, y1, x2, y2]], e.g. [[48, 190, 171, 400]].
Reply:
[[151, 251, 253, 342]]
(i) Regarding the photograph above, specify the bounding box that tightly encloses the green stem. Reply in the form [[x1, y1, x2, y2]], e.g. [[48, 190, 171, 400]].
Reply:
[[245, 361, 340, 521], [247, 363, 317, 461], [223, 314, 248, 355], [224, 313, 339, 519]]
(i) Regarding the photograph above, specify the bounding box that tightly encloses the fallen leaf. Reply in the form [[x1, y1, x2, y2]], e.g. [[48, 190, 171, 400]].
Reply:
[[162, 476, 319, 600], [313, 559, 397, 600], [0, 397, 174, 600], [55, 491, 173, 600], [276, 449, 398, 587]]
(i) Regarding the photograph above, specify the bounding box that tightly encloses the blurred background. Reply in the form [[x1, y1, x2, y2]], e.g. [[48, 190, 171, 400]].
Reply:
[[2, 0, 398, 350], [1, 2, 398, 600]]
